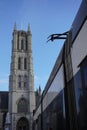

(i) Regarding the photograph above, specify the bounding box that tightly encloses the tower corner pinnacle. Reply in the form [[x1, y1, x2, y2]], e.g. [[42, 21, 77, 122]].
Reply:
[[28, 24, 30, 31], [14, 22, 17, 31], [27, 23, 32, 35]]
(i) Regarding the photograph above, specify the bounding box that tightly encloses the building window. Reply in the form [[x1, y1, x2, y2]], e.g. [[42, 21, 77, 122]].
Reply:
[[18, 82, 21, 88], [18, 57, 21, 70], [25, 42, 28, 51], [18, 75, 21, 80], [23, 75, 27, 88], [18, 75, 21, 88], [24, 75, 27, 81], [24, 58, 27, 70], [24, 82, 27, 88], [17, 98, 28, 113], [80, 56, 87, 89], [17, 42, 19, 50], [21, 39, 24, 50]]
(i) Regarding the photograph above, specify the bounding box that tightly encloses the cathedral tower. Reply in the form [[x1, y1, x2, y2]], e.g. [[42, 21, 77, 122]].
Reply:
[[9, 23, 35, 130]]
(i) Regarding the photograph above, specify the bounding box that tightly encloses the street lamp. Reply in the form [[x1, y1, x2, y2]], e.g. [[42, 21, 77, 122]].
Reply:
[[47, 31, 69, 42]]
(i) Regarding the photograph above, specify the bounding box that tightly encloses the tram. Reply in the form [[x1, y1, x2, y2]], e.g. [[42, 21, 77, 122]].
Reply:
[[33, 1, 87, 130]]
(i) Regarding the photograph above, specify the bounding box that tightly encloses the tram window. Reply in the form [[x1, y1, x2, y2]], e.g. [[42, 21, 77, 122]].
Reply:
[[83, 66, 87, 87], [80, 56, 87, 89]]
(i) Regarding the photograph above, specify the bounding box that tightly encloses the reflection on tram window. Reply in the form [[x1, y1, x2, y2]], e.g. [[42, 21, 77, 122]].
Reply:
[[80, 56, 87, 89]]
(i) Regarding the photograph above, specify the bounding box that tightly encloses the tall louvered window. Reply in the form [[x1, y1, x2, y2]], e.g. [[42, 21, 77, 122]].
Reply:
[[21, 39, 24, 50], [17, 42, 19, 50], [18, 57, 21, 70], [24, 58, 27, 70], [25, 42, 28, 50], [24, 75, 27, 88], [18, 75, 21, 88]]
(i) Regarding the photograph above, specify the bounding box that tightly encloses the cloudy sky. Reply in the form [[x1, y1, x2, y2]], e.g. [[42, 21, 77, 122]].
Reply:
[[0, 0, 82, 91]]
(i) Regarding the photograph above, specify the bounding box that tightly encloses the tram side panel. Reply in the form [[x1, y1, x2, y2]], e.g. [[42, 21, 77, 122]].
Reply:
[[71, 19, 87, 130]]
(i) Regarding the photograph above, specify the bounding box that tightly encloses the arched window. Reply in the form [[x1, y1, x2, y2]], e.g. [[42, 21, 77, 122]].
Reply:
[[24, 58, 27, 70], [17, 98, 28, 113], [18, 57, 21, 70]]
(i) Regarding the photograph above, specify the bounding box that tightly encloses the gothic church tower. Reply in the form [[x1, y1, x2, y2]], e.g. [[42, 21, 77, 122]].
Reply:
[[9, 24, 35, 130]]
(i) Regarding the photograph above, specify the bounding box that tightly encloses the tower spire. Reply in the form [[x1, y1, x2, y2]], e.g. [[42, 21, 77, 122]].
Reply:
[[14, 22, 17, 31], [27, 24, 31, 32], [28, 23, 30, 31]]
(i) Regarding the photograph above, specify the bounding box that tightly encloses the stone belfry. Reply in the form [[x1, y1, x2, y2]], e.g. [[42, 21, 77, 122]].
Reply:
[[8, 23, 35, 130]]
